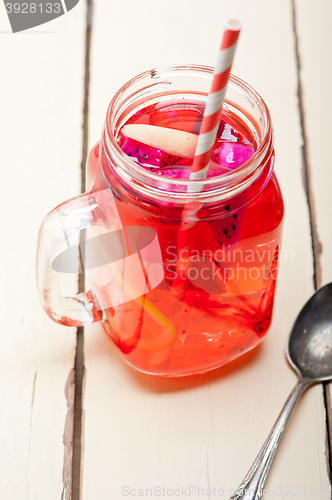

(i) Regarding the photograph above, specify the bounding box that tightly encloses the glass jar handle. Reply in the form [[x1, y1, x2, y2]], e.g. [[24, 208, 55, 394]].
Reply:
[[36, 190, 108, 327]]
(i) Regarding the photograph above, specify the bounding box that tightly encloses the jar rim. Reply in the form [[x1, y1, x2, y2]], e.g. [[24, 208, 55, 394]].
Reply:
[[102, 64, 274, 202]]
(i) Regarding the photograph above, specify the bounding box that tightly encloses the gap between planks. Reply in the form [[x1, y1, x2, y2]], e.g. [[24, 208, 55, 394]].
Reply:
[[291, 0, 332, 484], [70, 0, 93, 499]]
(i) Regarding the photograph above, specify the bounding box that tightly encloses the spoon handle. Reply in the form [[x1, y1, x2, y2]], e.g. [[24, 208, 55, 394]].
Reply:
[[229, 378, 310, 500]]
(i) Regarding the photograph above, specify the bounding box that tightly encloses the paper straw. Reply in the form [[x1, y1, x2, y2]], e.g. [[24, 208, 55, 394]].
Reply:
[[188, 19, 241, 191], [172, 20, 242, 297]]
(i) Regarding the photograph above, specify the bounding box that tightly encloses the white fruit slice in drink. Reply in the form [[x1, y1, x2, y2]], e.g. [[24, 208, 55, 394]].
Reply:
[[122, 124, 198, 159]]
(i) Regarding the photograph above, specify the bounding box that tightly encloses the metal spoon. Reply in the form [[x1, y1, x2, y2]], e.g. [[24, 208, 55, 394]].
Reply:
[[230, 283, 332, 500]]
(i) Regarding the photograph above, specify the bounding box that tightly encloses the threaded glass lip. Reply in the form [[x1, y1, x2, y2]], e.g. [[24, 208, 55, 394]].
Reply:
[[102, 64, 274, 203]]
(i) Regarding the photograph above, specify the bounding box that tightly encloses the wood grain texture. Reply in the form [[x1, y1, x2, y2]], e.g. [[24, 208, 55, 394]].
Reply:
[[82, 0, 331, 498], [294, 0, 332, 289], [294, 0, 332, 480], [0, 4, 85, 499]]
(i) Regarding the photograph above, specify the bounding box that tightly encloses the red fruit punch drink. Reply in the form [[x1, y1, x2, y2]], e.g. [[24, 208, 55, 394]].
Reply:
[[84, 66, 284, 376]]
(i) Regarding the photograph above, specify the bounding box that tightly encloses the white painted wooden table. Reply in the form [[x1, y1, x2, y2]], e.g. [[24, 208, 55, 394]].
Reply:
[[1, 1, 332, 499]]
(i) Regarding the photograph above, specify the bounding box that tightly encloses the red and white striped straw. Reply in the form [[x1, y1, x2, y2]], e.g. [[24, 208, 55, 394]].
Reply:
[[189, 19, 241, 189]]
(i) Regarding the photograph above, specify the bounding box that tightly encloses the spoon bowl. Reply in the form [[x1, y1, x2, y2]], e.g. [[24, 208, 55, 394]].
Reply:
[[287, 282, 332, 381]]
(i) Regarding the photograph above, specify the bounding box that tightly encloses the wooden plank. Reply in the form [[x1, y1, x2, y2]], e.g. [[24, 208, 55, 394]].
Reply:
[[0, 4, 85, 499], [83, 0, 330, 497], [294, 0, 332, 477], [294, 0, 332, 292]]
